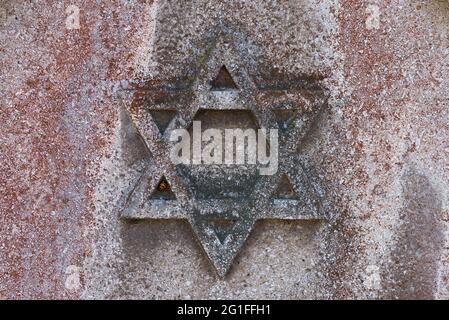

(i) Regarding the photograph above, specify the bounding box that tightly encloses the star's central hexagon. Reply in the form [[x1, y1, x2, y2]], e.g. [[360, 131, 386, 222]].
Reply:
[[179, 109, 262, 200]]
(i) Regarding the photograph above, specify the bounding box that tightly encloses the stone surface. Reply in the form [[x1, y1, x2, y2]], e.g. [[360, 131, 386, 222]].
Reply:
[[0, 0, 448, 299]]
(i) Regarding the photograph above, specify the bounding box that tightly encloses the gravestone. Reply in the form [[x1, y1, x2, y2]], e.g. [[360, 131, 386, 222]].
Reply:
[[1, 0, 448, 299]]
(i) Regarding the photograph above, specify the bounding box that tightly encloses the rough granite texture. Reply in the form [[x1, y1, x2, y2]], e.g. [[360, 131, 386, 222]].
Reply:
[[0, 0, 448, 299]]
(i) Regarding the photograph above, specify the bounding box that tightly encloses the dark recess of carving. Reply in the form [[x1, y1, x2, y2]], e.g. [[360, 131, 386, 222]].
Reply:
[[272, 174, 298, 200], [149, 110, 177, 135], [210, 65, 238, 91]]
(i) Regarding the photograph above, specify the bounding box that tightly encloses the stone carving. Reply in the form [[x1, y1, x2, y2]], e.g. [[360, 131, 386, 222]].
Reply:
[[121, 25, 329, 277]]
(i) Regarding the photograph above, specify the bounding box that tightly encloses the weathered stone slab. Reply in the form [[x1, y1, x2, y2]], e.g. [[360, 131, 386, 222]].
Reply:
[[0, 0, 448, 299]]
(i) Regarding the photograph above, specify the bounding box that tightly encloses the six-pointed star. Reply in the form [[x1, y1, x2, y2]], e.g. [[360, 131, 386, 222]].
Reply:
[[122, 28, 328, 277]]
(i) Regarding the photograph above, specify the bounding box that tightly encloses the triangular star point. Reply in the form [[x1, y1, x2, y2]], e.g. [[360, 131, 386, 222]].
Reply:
[[210, 65, 239, 91]]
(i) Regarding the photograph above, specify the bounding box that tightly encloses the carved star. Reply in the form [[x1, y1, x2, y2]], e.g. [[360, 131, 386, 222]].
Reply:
[[121, 26, 328, 277]]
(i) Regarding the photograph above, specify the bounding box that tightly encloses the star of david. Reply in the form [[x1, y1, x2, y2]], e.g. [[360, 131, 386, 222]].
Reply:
[[121, 27, 328, 277]]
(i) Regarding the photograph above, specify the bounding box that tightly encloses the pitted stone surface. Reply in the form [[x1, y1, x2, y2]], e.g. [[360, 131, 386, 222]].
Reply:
[[1, 0, 448, 299]]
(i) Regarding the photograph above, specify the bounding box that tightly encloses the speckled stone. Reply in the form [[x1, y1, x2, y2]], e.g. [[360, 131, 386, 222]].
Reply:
[[0, 0, 448, 300]]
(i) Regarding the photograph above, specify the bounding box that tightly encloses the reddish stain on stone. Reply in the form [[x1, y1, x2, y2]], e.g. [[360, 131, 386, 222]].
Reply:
[[0, 0, 151, 299]]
